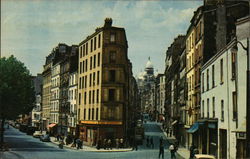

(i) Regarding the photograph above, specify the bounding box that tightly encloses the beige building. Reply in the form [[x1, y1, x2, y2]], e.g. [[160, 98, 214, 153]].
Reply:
[[42, 54, 53, 130], [77, 18, 132, 146]]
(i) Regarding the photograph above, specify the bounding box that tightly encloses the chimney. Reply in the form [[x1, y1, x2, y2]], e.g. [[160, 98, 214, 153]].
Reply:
[[104, 18, 112, 27]]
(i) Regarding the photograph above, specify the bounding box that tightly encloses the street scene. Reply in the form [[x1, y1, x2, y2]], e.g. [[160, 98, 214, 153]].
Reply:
[[1, 0, 250, 159]]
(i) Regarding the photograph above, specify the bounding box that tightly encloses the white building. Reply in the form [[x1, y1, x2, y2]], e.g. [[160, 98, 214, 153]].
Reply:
[[200, 16, 249, 159], [68, 71, 78, 135]]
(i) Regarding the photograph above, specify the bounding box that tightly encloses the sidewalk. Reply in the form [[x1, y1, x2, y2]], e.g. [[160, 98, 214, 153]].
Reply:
[[159, 123, 190, 159], [50, 137, 133, 152]]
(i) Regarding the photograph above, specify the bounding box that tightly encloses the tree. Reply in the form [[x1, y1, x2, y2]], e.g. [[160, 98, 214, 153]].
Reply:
[[0, 55, 35, 150]]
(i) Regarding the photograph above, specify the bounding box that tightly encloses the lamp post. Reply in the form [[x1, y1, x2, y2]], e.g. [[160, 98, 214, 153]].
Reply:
[[235, 38, 249, 157]]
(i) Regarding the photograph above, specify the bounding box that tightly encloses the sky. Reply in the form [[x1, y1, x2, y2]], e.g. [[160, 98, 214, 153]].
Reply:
[[1, 0, 202, 76]]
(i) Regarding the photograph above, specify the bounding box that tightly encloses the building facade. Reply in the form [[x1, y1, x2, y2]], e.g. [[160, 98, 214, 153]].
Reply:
[[200, 15, 249, 159], [77, 18, 133, 146]]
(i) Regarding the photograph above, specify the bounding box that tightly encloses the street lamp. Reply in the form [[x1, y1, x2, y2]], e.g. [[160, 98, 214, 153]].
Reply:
[[233, 38, 249, 157]]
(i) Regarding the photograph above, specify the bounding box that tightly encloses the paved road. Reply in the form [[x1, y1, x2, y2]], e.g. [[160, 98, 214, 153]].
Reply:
[[0, 122, 179, 159]]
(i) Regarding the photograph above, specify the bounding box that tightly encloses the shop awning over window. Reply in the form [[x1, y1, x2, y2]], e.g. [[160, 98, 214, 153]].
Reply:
[[171, 120, 178, 126], [47, 123, 57, 128], [187, 122, 203, 133]]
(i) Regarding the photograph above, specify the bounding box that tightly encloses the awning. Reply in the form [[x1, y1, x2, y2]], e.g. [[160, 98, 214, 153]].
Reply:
[[47, 123, 57, 128], [187, 122, 204, 133], [171, 120, 178, 126]]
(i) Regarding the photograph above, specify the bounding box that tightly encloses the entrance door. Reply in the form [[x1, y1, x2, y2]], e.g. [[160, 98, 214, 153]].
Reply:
[[236, 139, 246, 158], [219, 129, 227, 159]]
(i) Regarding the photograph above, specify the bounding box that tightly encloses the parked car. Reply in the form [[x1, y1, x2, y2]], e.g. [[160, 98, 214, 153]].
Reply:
[[33, 131, 46, 138], [19, 124, 28, 132], [40, 134, 50, 142], [194, 154, 216, 159], [26, 126, 38, 135]]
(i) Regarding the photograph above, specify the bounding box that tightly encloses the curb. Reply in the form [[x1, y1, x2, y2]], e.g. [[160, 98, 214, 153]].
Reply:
[[50, 140, 133, 152]]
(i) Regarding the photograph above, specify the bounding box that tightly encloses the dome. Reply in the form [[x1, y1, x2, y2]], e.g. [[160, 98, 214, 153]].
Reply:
[[145, 57, 153, 69]]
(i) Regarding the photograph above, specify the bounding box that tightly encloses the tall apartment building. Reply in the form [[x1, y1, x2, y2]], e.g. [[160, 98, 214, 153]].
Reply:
[[42, 53, 54, 130], [185, 1, 249, 149], [155, 73, 165, 121], [164, 35, 186, 141], [77, 18, 133, 146]]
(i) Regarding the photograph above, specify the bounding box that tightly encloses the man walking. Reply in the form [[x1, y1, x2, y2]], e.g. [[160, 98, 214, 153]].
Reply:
[[169, 143, 176, 159], [150, 137, 154, 149], [159, 142, 164, 159]]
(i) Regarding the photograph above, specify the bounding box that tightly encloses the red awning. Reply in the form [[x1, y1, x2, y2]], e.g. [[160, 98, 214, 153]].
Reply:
[[47, 123, 57, 128]]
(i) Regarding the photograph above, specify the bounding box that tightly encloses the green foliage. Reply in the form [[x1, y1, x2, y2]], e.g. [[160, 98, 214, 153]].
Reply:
[[0, 55, 35, 120]]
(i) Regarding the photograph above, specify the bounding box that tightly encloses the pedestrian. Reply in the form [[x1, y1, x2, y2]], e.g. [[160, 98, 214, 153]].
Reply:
[[169, 143, 176, 159], [76, 138, 81, 150], [166, 128, 169, 137], [103, 138, 107, 149], [189, 143, 195, 159], [159, 136, 163, 145], [169, 129, 172, 137], [96, 138, 101, 150], [116, 138, 119, 148], [150, 137, 154, 149], [146, 136, 149, 147], [120, 138, 124, 148], [107, 139, 112, 150], [158, 142, 164, 159]]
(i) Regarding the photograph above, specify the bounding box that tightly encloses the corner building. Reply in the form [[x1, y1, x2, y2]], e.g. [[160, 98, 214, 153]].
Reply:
[[78, 18, 131, 146]]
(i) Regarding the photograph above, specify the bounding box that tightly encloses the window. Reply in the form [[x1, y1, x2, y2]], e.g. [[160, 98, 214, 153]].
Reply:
[[212, 65, 215, 88], [84, 109, 86, 120], [202, 73, 204, 92], [232, 51, 236, 79], [84, 92, 87, 105], [212, 97, 215, 118], [220, 59, 224, 84], [221, 100, 224, 121], [83, 45, 85, 56], [85, 59, 88, 72], [80, 46, 82, 58], [79, 93, 81, 105], [91, 39, 93, 52], [207, 98, 209, 118], [109, 70, 116, 82], [79, 77, 82, 89], [92, 90, 95, 104], [80, 62, 82, 74], [96, 108, 99, 120], [207, 69, 209, 91], [232, 91, 237, 120], [202, 100, 204, 118], [93, 55, 96, 69], [110, 51, 116, 63], [86, 43, 88, 55], [88, 108, 91, 120], [109, 89, 115, 101], [110, 33, 116, 42], [89, 91, 91, 104], [82, 61, 85, 73], [89, 74, 92, 86], [92, 108, 94, 120], [98, 34, 101, 48], [97, 71, 100, 85], [90, 56, 92, 70], [94, 37, 96, 50], [98, 53, 100, 67], [82, 77, 84, 88], [85, 76, 87, 88], [96, 89, 99, 103], [93, 72, 96, 86]]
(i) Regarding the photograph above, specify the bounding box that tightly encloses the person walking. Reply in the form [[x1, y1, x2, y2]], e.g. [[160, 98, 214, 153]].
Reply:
[[76, 138, 81, 150], [146, 136, 149, 148], [169, 143, 176, 159], [158, 142, 164, 159], [150, 137, 154, 149], [166, 129, 169, 137], [189, 143, 197, 159], [169, 129, 172, 137], [116, 138, 119, 149]]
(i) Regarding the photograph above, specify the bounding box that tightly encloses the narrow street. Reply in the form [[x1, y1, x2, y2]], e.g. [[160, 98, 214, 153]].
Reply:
[[0, 123, 181, 159]]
